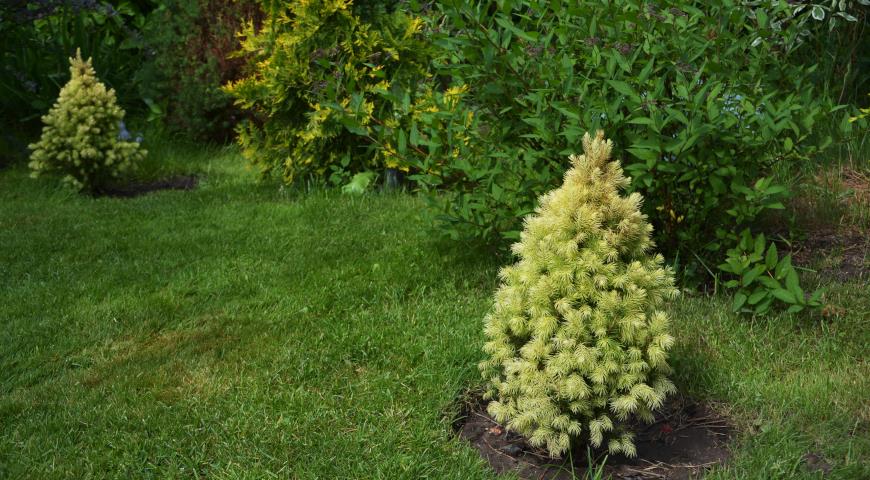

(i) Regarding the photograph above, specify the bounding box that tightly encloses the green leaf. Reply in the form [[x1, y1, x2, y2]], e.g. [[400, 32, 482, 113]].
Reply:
[[397, 128, 407, 155], [785, 269, 804, 303], [758, 276, 782, 290], [742, 265, 765, 286], [627, 117, 656, 126], [627, 148, 659, 163], [494, 16, 538, 42], [341, 171, 376, 195], [748, 290, 768, 305], [732, 292, 748, 312], [754, 298, 773, 315], [607, 80, 640, 101], [771, 288, 797, 304], [637, 57, 655, 83], [785, 268, 800, 292], [765, 243, 778, 270], [408, 121, 420, 144], [753, 234, 766, 257], [775, 255, 793, 279], [756, 9, 768, 28], [786, 304, 804, 314]]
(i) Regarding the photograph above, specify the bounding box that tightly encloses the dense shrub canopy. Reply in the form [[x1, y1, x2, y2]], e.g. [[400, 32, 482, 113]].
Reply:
[[226, 0, 434, 184], [28, 50, 145, 193], [481, 132, 678, 458], [410, 0, 840, 272], [135, 0, 263, 141]]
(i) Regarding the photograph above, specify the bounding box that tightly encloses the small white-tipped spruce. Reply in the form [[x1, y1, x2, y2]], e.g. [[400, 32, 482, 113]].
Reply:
[[29, 49, 145, 193], [480, 131, 678, 458]]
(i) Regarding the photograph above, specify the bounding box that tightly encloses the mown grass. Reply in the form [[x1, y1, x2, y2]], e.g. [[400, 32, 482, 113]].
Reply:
[[1, 145, 868, 479]]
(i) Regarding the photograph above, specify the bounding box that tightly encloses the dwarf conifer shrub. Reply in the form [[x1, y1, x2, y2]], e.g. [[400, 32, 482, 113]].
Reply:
[[480, 132, 679, 458], [29, 50, 145, 193]]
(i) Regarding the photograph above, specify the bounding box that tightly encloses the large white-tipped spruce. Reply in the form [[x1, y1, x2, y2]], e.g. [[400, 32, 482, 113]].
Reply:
[[480, 131, 678, 458]]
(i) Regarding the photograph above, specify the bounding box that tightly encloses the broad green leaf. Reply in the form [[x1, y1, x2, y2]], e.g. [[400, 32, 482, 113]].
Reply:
[[637, 57, 655, 83], [765, 243, 778, 270], [627, 117, 656, 126], [742, 265, 765, 286], [627, 148, 659, 163], [397, 128, 407, 155], [759, 276, 782, 290], [754, 234, 766, 257], [607, 80, 640, 101], [785, 268, 800, 293], [341, 171, 376, 195], [748, 290, 768, 305], [775, 255, 793, 279], [771, 288, 797, 304], [732, 292, 748, 312], [786, 304, 804, 314], [754, 298, 772, 315]]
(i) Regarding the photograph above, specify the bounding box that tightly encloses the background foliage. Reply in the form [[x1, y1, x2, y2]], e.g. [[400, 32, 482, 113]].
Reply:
[[226, 0, 434, 185], [0, 0, 261, 147], [0, 0, 148, 129], [410, 1, 841, 261], [134, 0, 263, 141]]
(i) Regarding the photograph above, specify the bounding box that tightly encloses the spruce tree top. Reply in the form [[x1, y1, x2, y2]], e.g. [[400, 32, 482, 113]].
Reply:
[[480, 131, 678, 458], [29, 49, 144, 193]]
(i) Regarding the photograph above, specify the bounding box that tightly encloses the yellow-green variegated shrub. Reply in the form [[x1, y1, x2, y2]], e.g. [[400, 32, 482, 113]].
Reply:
[[28, 50, 145, 193], [480, 132, 679, 458], [225, 0, 433, 185]]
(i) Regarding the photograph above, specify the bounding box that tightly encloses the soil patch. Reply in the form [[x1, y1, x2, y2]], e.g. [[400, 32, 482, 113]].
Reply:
[[456, 394, 732, 479], [791, 230, 869, 282], [96, 175, 198, 198]]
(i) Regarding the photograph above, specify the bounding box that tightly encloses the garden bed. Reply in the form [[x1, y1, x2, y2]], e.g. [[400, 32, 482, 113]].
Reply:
[[96, 174, 198, 198]]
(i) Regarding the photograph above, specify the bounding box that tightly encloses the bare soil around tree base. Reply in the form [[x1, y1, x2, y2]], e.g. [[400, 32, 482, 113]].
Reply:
[[455, 394, 732, 479]]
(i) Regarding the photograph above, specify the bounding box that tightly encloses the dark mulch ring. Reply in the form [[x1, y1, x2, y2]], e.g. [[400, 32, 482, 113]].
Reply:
[[455, 394, 732, 480], [95, 175, 198, 198]]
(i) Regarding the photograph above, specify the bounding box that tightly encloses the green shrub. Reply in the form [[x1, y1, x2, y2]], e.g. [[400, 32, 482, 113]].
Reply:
[[480, 132, 678, 458], [225, 0, 433, 184], [28, 50, 146, 193], [135, 0, 263, 141], [409, 0, 838, 276], [719, 229, 823, 315]]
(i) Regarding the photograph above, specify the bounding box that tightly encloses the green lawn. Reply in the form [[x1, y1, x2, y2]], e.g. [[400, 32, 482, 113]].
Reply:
[[1, 145, 868, 479]]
